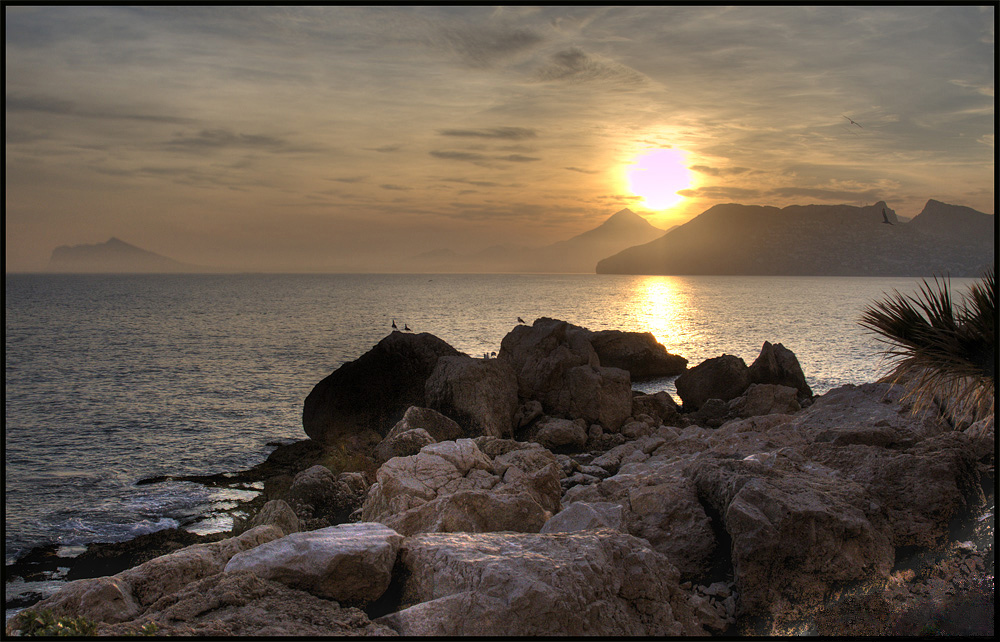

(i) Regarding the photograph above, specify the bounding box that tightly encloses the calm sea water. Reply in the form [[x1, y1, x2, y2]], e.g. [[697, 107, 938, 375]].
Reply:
[[4, 273, 972, 567]]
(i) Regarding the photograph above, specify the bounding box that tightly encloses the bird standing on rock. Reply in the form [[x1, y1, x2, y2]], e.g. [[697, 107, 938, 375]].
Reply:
[[392, 319, 398, 329], [404, 324, 411, 331], [517, 317, 525, 324]]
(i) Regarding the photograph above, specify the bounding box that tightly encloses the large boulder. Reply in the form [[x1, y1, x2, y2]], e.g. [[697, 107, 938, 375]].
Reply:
[[528, 416, 588, 451], [748, 341, 813, 399], [385, 406, 463, 443], [801, 431, 983, 548], [498, 318, 633, 430], [361, 439, 561, 536], [283, 465, 369, 530], [374, 428, 436, 466], [540, 501, 626, 534], [675, 354, 751, 411], [95, 571, 396, 637], [302, 331, 464, 449], [728, 383, 801, 418], [24, 525, 284, 624], [587, 330, 688, 378], [632, 391, 683, 426], [224, 523, 404, 603], [561, 460, 716, 579], [425, 356, 518, 438], [687, 453, 894, 619], [376, 530, 705, 636]]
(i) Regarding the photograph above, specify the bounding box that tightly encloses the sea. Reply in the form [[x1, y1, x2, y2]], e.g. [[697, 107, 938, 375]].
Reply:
[[3, 272, 978, 608]]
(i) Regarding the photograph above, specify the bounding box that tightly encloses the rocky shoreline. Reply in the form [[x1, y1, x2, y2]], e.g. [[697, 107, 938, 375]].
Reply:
[[6, 317, 994, 636]]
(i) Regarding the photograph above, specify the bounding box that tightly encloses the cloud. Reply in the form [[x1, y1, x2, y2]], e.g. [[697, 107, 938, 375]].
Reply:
[[369, 144, 403, 152], [769, 186, 884, 202], [430, 150, 540, 165], [565, 166, 599, 174], [379, 183, 411, 191], [6, 93, 193, 124], [442, 178, 503, 187], [329, 176, 367, 183], [677, 186, 763, 200], [690, 165, 751, 177], [436, 23, 544, 68], [535, 47, 646, 86], [438, 127, 537, 140], [162, 129, 322, 154]]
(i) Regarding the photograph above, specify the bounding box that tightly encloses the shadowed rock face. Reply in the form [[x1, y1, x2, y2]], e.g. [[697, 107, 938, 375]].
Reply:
[[302, 331, 464, 448], [675, 354, 751, 411], [587, 330, 688, 378], [748, 341, 812, 399]]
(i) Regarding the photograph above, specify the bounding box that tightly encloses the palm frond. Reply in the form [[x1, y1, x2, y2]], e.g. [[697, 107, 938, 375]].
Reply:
[[860, 268, 995, 426]]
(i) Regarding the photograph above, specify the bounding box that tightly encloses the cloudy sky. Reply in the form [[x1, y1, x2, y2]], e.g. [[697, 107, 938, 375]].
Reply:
[[5, 5, 994, 272]]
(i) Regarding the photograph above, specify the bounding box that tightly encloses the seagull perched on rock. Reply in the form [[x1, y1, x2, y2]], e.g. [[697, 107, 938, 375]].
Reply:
[[517, 317, 525, 324], [404, 323, 411, 331], [881, 207, 893, 225], [392, 319, 398, 330]]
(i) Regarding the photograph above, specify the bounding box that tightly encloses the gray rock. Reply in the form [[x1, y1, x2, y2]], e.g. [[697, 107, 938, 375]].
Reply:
[[586, 329, 688, 378], [425, 355, 519, 438], [632, 391, 683, 426], [385, 406, 463, 443], [728, 383, 801, 418], [246, 499, 299, 536], [748, 341, 812, 399], [374, 428, 435, 465], [302, 330, 464, 449], [675, 354, 751, 411], [224, 522, 404, 603], [541, 501, 626, 533], [376, 530, 705, 636], [531, 416, 588, 451]]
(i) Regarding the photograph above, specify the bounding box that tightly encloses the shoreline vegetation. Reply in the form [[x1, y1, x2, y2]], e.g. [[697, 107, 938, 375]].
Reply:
[[5, 276, 995, 636]]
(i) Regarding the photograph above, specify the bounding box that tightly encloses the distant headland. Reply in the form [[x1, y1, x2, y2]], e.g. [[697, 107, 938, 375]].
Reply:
[[46, 237, 210, 273]]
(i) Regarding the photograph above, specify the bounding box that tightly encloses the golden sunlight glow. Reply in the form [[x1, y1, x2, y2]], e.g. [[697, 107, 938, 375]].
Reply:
[[630, 276, 695, 350], [625, 149, 693, 210]]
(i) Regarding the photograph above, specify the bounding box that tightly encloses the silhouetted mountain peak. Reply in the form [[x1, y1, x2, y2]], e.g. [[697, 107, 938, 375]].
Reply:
[[48, 237, 200, 273]]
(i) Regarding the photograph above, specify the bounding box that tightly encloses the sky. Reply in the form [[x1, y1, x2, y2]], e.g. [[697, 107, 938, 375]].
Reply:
[[5, 5, 995, 272]]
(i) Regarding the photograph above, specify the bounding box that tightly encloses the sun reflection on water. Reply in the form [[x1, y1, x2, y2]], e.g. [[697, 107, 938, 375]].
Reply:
[[628, 276, 696, 353]]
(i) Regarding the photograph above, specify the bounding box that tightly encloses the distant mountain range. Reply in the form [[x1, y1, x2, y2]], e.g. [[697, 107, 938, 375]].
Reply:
[[405, 208, 666, 273], [47, 237, 205, 273], [596, 200, 994, 277]]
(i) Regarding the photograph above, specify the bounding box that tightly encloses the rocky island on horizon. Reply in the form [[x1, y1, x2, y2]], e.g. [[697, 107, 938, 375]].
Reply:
[[7, 316, 993, 637]]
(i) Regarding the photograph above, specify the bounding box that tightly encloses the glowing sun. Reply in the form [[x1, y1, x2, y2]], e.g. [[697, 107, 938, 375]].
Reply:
[[625, 149, 693, 210]]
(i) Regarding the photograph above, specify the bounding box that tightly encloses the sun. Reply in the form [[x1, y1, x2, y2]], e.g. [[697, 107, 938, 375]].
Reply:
[[625, 149, 693, 210]]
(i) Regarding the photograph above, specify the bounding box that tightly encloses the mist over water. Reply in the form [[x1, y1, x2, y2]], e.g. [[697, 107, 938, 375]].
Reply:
[[4, 273, 973, 562]]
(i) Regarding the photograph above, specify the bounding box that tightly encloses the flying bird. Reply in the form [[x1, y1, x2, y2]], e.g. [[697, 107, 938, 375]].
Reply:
[[881, 207, 893, 225], [392, 319, 397, 329], [843, 115, 863, 128], [517, 317, 525, 324]]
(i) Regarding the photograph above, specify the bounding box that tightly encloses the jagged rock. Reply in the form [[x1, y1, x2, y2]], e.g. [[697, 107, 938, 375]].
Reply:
[[302, 331, 464, 449], [361, 439, 560, 536], [498, 317, 632, 431], [589, 436, 667, 476], [425, 355, 518, 438], [562, 461, 716, 579], [675, 354, 751, 411], [687, 453, 894, 619], [540, 501, 626, 533], [514, 400, 544, 428], [224, 523, 404, 603], [748, 341, 812, 399], [587, 329, 688, 378], [283, 465, 368, 529], [964, 416, 994, 461], [96, 571, 397, 636], [374, 428, 435, 465], [26, 526, 284, 624], [245, 499, 299, 536], [632, 391, 683, 426], [529, 416, 588, 451], [621, 419, 655, 439], [802, 431, 983, 548], [385, 406, 463, 443], [376, 531, 705, 636], [686, 397, 732, 428], [728, 383, 801, 418]]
